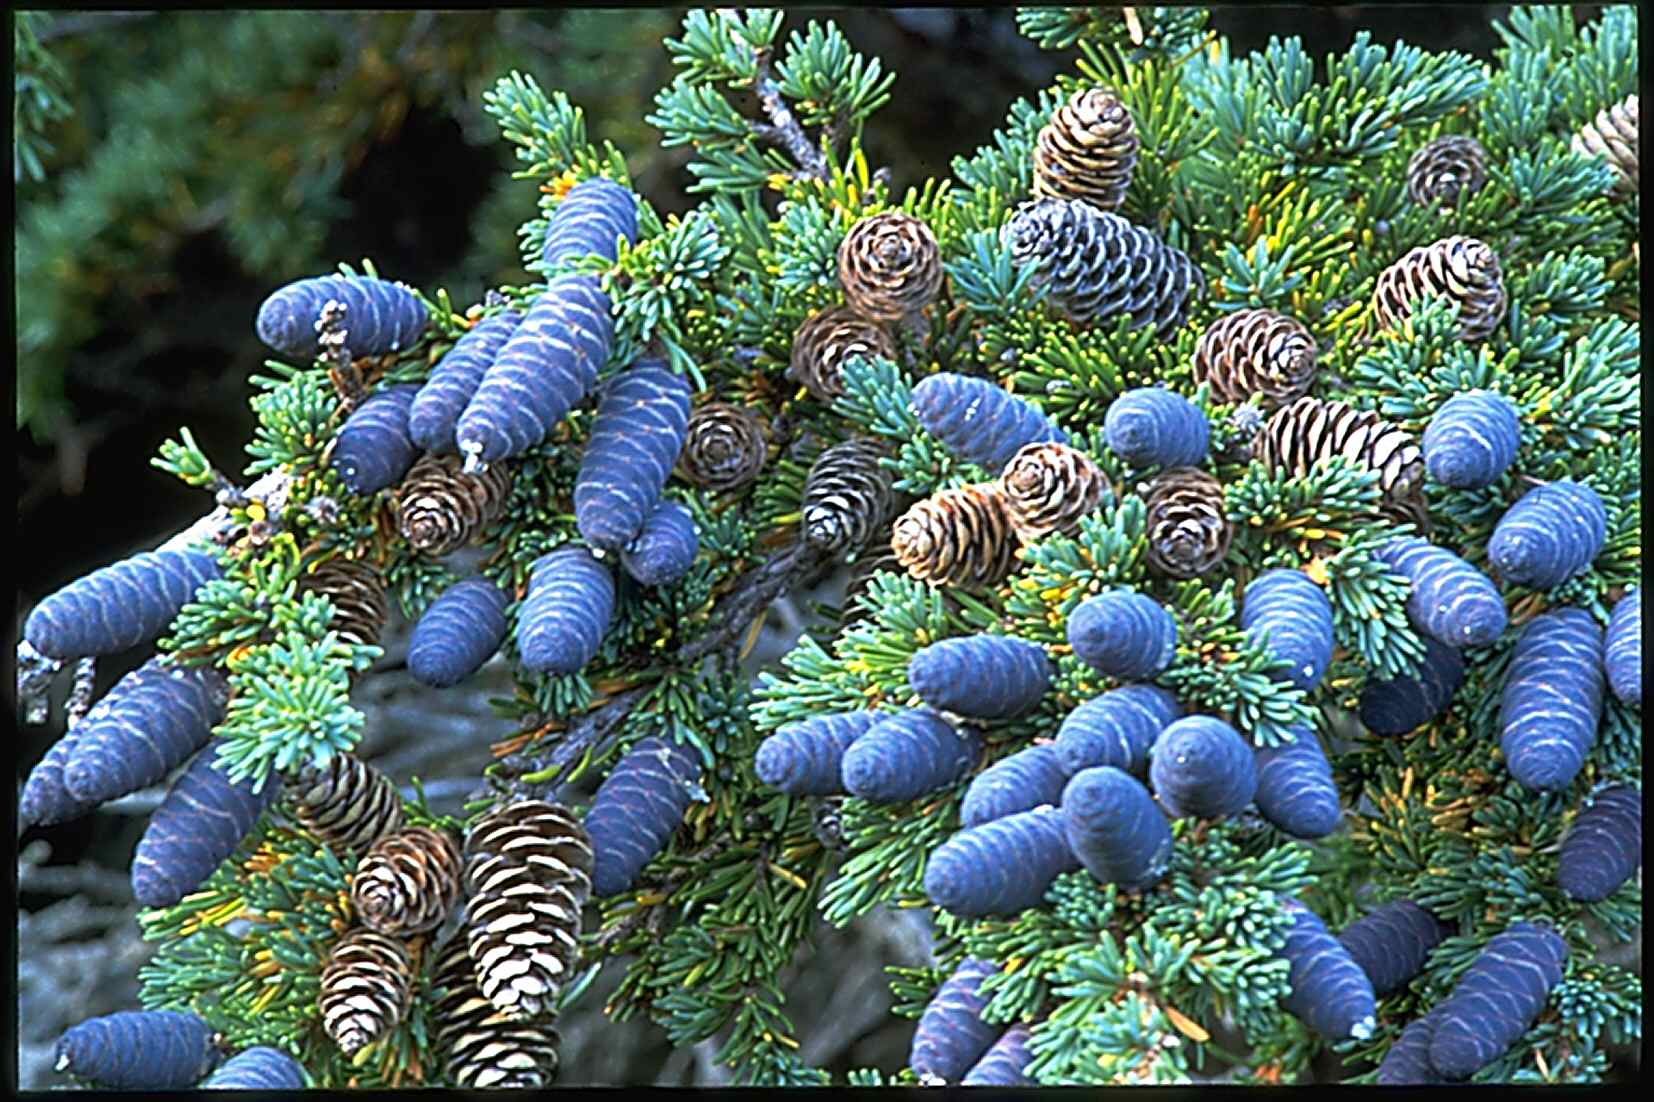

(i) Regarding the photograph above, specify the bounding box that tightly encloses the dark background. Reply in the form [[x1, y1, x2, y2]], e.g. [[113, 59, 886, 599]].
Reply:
[[13, 6, 1626, 1088]]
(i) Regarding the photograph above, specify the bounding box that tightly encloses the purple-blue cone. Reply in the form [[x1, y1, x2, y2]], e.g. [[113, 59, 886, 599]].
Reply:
[[255, 274, 427, 361], [408, 576, 511, 688], [960, 743, 1069, 828], [755, 711, 881, 796], [907, 633, 1051, 720], [516, 545, 616, 676], [1148, 716, 1257, 820], [909, 372, 1068, 473], [840, 710, 983, 803], [924, 805, 1079, 917], [621, 500, 700, 587], [25, 547, 221, 659], [333, 384, 423, 495], [1103, 387, 1209, 468], [1066, 589, 1178, 680], [1487, 479, 1607, 590], [1498, 608, 1603, 793], [409, 309, 524, 454], [1062, 766, 1173, 891], [1053, 684, 1182, 777], [130, 740, 283, 908]]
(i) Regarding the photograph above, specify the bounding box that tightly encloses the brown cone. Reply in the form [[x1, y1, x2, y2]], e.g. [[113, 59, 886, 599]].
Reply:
[[430, 933, 562, 1089], [1143, 467, 1231, 579], [802, 437, 899, 557], [397, 453, 514, 556], [837, 212, 943, 322], [1032, 88, 1140, 211], [285, 752, 406, 858], [891, 481, 1021, 590], [463, 801, 594, 1021], [1572, 93, 1639, 197], [1372, 235, 1507, 345], [678, 402, 768, 492], [1406, 135, 1488, 207], [789, 306, 896, 402], [1192, 308, 1318, 410], [351, 825, 464, 937], [1256, 396, 1426, 528], [319, 927, 414, 1057], [999, 441, 1111, 544], [300, 557, 389, 650]]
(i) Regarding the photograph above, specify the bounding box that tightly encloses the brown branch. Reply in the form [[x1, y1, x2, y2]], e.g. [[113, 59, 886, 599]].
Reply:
[[750, 47, 830, 181]]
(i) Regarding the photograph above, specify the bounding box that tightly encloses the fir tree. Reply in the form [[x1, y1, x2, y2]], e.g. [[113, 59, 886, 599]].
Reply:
[[17, 5, 1640, 1088]]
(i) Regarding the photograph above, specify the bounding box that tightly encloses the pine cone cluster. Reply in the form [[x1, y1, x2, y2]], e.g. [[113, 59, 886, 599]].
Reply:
[[463, 800, 594, 1021], [1572, 93, 1639, 197], [350, 825, 464, 937], [1193, 308, 1318, 410], [1372, 235, 1507, 345], [285, 752, 406, 857], [1406, 135, 1488, 207], [999, 441, 1110, 543], [1003, 197, 1203, 336], [891, 482, 1020, 590], [789, 306, 896, 402], [1142, 466, 1231, 579], [397, 453, 514, 556], [1032, 88, 1140, 211], [300, 558, 389, 650], [837, 212, 944, 322], [319, 928, 414, 1057], [678, 402, 767, 492], [802, 437, 899, 557], [430, 933, 562, 1089], [1257, 396, 1427, 528]]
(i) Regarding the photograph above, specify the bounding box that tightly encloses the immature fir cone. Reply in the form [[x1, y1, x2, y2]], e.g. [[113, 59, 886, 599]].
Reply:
[[350, 825, 464, 937], [999, 441, 1110, 543], [837, 211, 944, 322], [464, 801, 594, 1020], [788, 306, 896, 401], [285, 752, 406, 857], [1257, 396, 1427, 529], [1572, 94, 1639, 197], [678, 402, 767, 491], [802, 437, 898, 556], [1142, 467, 1231, 579], [319, 928, 414, 1057], [397, 453, 514, 556], [1003, 196, 1203, 336], [300, 558, 389, 649], [1192, 308, 1318, 409], [1373, 235, 1507, 345], [891, 482, 1021, 590], [1406, 135, 1489, 207], [1032, 88, 1140, 211], [430, 933, 563, 1089]]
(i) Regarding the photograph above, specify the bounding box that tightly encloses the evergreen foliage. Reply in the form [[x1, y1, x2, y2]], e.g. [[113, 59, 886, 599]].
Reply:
[[17, 5, 1642, 1088]]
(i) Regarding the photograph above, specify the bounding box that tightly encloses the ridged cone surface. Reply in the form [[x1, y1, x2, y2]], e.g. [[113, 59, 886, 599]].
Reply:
[[350, 825, 464, 937], [1192, 308, 1317, 410], [464, 800, 594, 1020], [1032, 88, 1140, 211], [892, 482, 1021, 590], [837, 211, 944, 322], [398, 453, 514, 556]]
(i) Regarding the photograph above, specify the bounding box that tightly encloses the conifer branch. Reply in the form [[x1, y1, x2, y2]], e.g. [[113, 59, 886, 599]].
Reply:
[[750, 46, 830, 181]]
